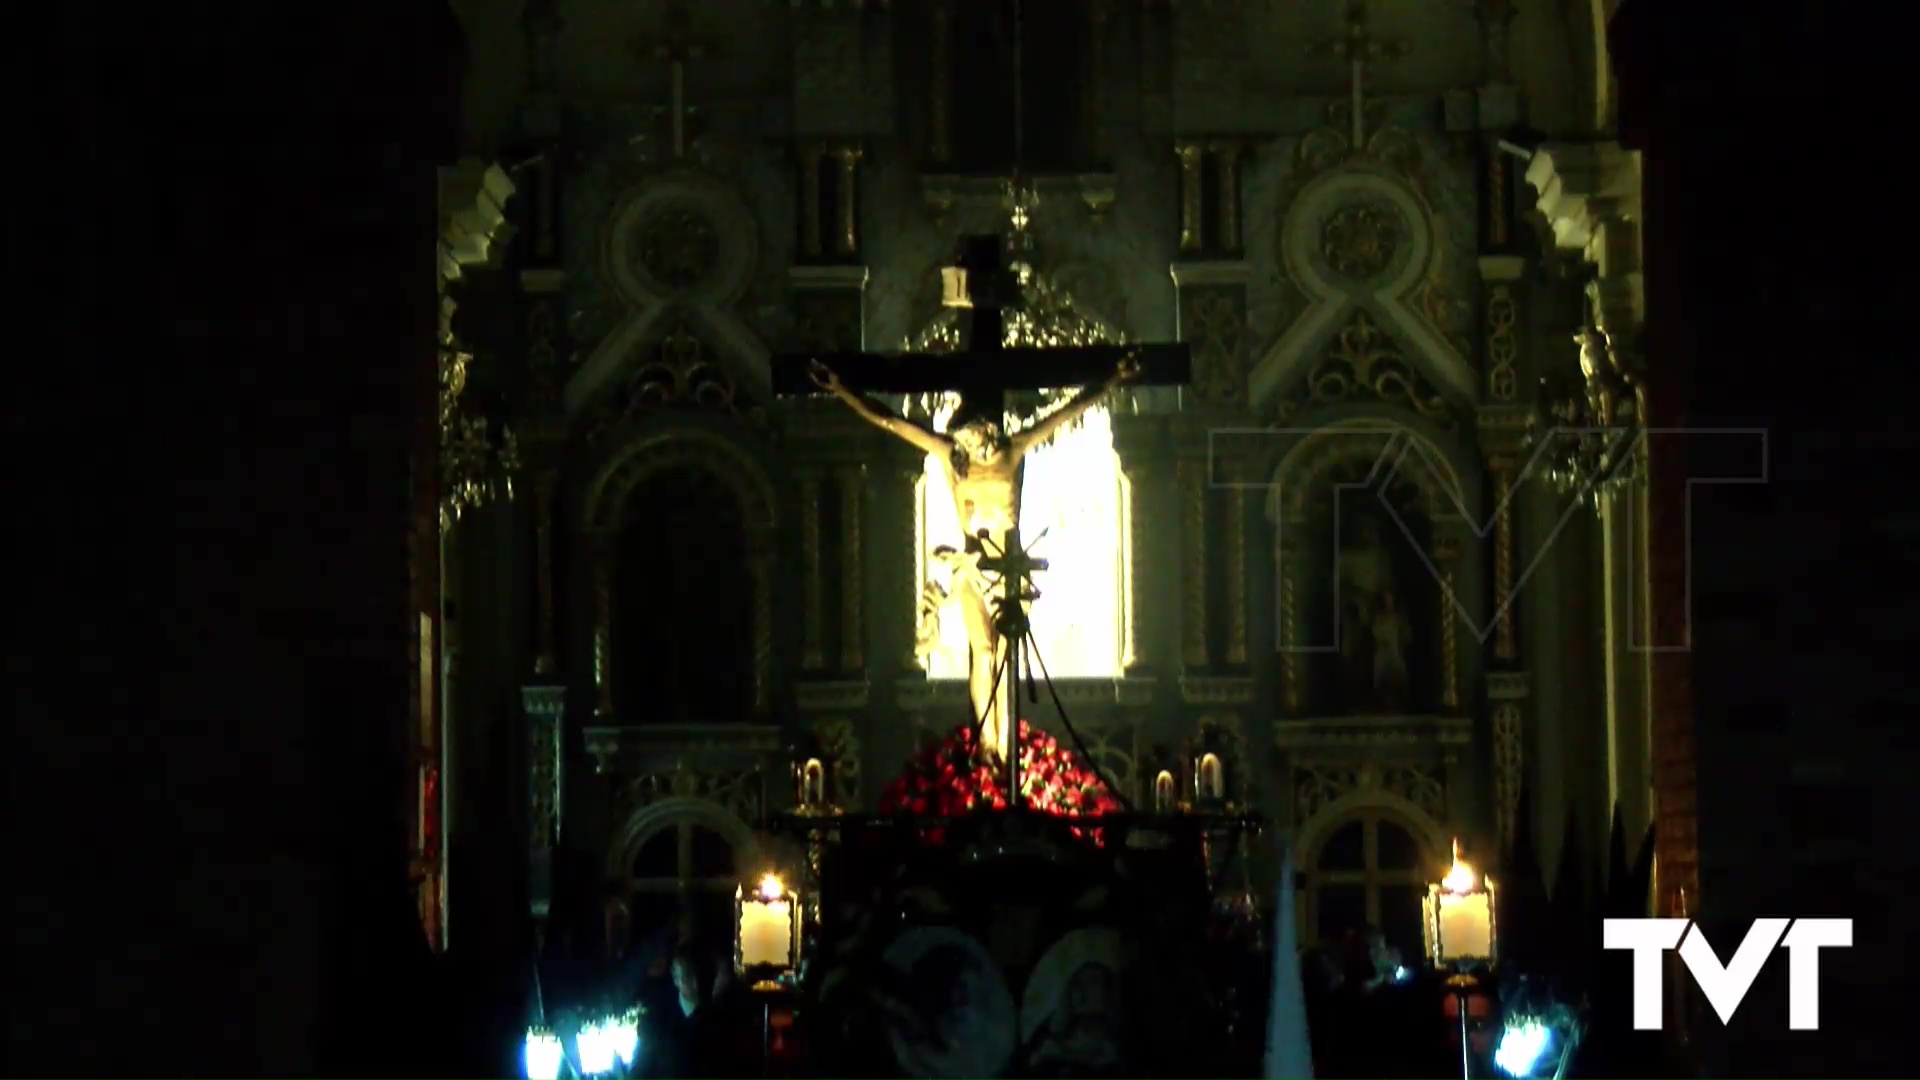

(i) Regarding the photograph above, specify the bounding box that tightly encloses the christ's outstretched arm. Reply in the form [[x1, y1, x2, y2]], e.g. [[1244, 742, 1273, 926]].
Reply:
[[810, 360, 952, 458], [1010, 353, 1142, 457]]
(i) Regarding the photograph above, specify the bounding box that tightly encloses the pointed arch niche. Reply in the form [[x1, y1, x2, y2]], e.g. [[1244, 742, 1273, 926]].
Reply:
[[583, 428, 777, 721], [906, 270, 1135, 680], [1265, 416, 1486, 719]]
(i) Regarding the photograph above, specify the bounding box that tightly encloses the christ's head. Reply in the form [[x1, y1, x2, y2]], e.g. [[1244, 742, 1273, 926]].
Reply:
[[951, 418, 1006, 466]]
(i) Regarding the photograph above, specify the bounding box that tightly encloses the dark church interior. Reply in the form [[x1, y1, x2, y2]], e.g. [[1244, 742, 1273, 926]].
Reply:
[[13, 1, 1914, 1076]]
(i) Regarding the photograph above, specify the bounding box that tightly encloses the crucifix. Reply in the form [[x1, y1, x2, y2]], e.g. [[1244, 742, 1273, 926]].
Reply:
[[1322, 0, 1403, 147], [634, 0, 707, 159], [773, 237, 1190, 802]]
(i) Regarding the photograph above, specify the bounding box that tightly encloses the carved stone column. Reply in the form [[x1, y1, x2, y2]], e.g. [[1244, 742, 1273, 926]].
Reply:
[[1223, 458, 1249, 667], [1211, 141, 1245, 254], [522, 684, 566, 925], [1177, 456, 1209, 671], [1170, 260, 1251, 407], [799, 144, 826, 258], [1274, 520, 1308, 715], [1525, 142, 1669, 883], [799, 469, 827, 671], [837, 464, 866, 673], [1432, 537, 1463, 713], [1175, 142, 1205, 254], [835, 144, 862, 257], [1487, 672, 1528, 855]]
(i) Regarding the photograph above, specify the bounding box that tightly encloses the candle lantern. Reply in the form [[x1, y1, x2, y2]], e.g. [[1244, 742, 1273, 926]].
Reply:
[[1189, 729, 1230, 809], [1152, 769, 1177, 813], [798, 757, 827, 810], [790, 731, 839, 814], [1422, 839, 1498, 966], [735, 871, 802, 980]]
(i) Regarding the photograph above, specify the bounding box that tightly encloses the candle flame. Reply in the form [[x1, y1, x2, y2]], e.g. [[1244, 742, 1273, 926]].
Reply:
[[1442, 838, 1477, 894], [757, 872, 785, 902]]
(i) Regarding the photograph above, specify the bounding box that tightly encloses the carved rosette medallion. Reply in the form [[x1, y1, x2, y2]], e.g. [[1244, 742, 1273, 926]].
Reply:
[[632, 204, 720, 293], [1320, 203, 1399, 281]]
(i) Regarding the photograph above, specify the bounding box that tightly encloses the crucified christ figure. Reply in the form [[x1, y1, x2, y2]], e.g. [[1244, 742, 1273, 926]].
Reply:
[[810, 356, 1140, 764]]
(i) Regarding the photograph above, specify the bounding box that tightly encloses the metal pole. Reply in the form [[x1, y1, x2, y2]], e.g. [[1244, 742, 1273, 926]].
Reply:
[[1456, 986, 1472, 1080], [1004, 528, 1022, 811], [761, 997, 771, 1077]]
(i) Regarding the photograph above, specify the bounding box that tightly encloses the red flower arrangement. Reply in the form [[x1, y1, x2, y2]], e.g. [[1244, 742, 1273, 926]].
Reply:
[[879, 720, 1121, 842]]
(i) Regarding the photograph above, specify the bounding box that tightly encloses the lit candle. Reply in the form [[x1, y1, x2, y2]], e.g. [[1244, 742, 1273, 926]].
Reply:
[[1426, 839, 1496, 963], [738, 873, 796, 971]]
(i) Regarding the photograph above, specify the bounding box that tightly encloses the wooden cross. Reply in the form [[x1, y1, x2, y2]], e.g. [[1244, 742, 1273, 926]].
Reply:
[[771, 235, 1191, 404], [1319, 0, 1403, 147], [632, 1, 707, 159], [774, 235, 1190, 808]]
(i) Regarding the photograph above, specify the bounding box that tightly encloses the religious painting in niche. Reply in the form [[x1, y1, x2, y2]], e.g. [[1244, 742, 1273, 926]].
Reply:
[[876, 926, 1016, 1078], [616, 466, 754, 721], [1021, 927, 1128, 1077], [1305, 480, 1438, 716]]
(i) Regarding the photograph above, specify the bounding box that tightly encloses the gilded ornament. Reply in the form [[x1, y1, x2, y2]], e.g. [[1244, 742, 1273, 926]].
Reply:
[[605, 322, 740, 429], [632, 204, 720, 292], [1291, 312, 1453, 425], [1321, 203, 1399, 280], [1184, 289, 1245, 404], [1484, 285, 1519, 401]]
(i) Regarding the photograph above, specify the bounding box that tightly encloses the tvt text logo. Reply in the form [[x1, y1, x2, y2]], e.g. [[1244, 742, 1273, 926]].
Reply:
[[1603, 918, 1853, 1030]]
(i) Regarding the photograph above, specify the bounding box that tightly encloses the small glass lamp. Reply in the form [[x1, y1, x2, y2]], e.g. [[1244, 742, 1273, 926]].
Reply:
[[522, 1026, 564, 1080]]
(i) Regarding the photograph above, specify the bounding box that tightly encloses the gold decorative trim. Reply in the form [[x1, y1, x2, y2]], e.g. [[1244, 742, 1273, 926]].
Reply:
[[1485, 284, 1519, 401], [1178, 676, 1256, 706], [1492, 699, 1524, 851], [1490, 460, 1517, 661], [591, 534, 615, 719], [837, 464, 865, 672], [1179, 457, 1208, 668], [1485, 152, 1510, 247], [1434, 540, 1460, 711], [800, 470, 825, 671], [1279, 551, 1302, 712]]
